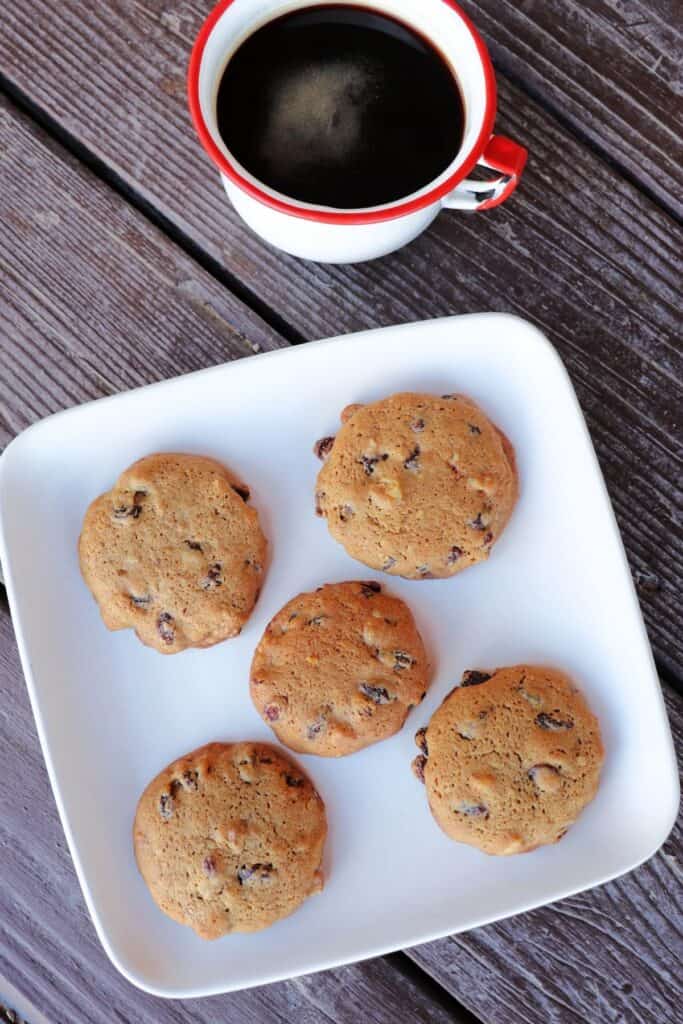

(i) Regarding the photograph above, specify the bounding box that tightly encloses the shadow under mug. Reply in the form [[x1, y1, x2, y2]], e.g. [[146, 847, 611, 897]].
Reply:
[[189, 0, 528, 264]]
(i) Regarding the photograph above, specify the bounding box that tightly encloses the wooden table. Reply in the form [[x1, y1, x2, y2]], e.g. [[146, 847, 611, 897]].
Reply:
[[1, 2, 681, 1021]]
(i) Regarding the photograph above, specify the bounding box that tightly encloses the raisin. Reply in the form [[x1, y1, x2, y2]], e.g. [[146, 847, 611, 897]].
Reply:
[[113, 504, 141, 520], [185, 540, 202, 551], [182, 769, 199, 791], [200, 563, 223, 590], [416, 566, 434, 578], [536, 712, 574, 731], [403, 446, 420, 471], [359, 683, 393, 704], [394, 651, 416, 671], [461, 670, 492, 687], [468, 423, 482, 435], [339, 504, 354, 521], [130, 594, 152, 608], [203, 855, 217, 877], [412, 755, 427, 783], [237, 862, 273, 885], [314, 436, 335, 460], [307, 615, 326, 626], [157, 612, 175, 645], [359, 453, 388, 475], [159, 793, 174, 820], [442, 394, 457, 399], [415, 727, 428, 754], [448, 546, 463, 564], [483, 531, 494, 545], [469, 512, 488, 531], [307, 716, 326, 740], [285, 774, 304, 788], [231, 484, 250, 502], [411, 418, 426, 432], [382, 556, 397, 571], [361, 581, 381, 597], [456, 802, 489, 818], [264, 702, 284, 722]]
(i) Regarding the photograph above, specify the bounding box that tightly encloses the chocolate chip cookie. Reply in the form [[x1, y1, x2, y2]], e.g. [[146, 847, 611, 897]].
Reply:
[[314, 393, 518, 579], [79, 453, 267, 653], [412, 665, 604, 855], [133, 742, 327, 938], [251, 581, 430, 756]]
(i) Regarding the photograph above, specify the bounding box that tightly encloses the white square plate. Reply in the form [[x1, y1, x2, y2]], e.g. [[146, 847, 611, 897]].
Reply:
[[0, 314, 677, 999]]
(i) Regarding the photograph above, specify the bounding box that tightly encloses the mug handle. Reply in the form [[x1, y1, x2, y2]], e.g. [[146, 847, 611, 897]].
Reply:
[[443, 136, 528, 211]]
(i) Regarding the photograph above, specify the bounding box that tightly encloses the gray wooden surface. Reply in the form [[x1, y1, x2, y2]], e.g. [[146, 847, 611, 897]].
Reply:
[[0, 1, 681, 1021]]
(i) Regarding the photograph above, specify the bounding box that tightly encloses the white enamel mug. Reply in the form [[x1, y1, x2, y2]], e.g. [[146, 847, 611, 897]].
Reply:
[[189, 0, 527, 263]]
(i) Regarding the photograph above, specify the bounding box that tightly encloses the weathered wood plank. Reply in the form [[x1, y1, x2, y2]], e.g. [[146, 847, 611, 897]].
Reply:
[[1, 0, 682, 674], [458, 0, 683, 217], [407, 684, 683, 1024], [0, 599, 464, 1024]]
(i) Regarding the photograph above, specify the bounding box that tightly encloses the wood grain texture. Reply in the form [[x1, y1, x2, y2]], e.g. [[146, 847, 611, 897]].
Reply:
[[0, 613, 459, 1024], [1, 0, 681, 673], [0, 92, 284, 450], [407, 685, 683, 1024], [457, 0, 683, 217]]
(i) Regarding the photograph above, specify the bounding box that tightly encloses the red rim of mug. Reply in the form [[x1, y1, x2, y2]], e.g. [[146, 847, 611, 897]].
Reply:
[[187, 0, 498, 225]]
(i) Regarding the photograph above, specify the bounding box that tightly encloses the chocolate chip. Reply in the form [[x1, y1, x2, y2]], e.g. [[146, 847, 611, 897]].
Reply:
[[307, 615, 326, 626], [361, 581, 381, 597], [231, 484, 250, 502], [456, 802, 489, 818], [307, 716, 326, 740], [314, 436, 335, 460], [461, 670, 492, 687], [339, 504, 354, 521], [469, 512, 488, 531], [130, 593, 152, 608], [359, 683, 393, 704], [285, 773, 304, 788], [203, 855, 217, 877], [536, 712, 574, 731], [394, 650, 416, 671], [200, 563, 223, 590], [412, 755, 427, 783], [182, 769, 199, 791], [237, 862, 273, 885], [185, 540, 202, 551], [382, 556, 397, 571], [157, 612, 175, 645], [159, 793, 174, 820], [468, 423, 482, 435], [415, 727, 428, 754], [447, 546, 463, 564], [359, 453, 388, 475], [411, 418, 426, 433], [315, 490, 325, 516], [403, 446, 420, 471]]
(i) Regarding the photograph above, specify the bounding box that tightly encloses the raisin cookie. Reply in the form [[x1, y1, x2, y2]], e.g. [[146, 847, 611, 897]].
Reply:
[[79, 453, 267, 653], [134, 742, 327, 938], [412, 666, 604, 855], [250, 581, 430, 756], [314, 393, 517, 579]]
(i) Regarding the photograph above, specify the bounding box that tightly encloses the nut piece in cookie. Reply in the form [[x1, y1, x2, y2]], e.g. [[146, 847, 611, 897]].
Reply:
[[133, 742, 326, 938], [250, 581, 431, 757], [314, 393, 518, 580], [78, 453, 267, 653], [413, 665, 604, 855]]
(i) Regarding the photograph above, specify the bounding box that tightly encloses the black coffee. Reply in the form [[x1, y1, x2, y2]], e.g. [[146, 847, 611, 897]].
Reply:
[[216, 5, 464, 209]]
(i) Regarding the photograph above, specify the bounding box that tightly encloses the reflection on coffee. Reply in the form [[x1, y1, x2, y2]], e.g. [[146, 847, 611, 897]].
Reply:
[[216, 5, 465, 209]]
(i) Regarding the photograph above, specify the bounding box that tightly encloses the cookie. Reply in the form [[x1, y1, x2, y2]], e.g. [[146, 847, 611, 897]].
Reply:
[[250, 581, 430, 756], [79, 453, 267, 653], [133, 742, 326, 938], [314, 393, 517, 579], [412, 665, 604, 855]]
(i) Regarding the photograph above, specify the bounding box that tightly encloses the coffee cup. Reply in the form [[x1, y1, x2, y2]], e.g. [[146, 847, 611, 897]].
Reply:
[[189, 0, 527, 264]]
